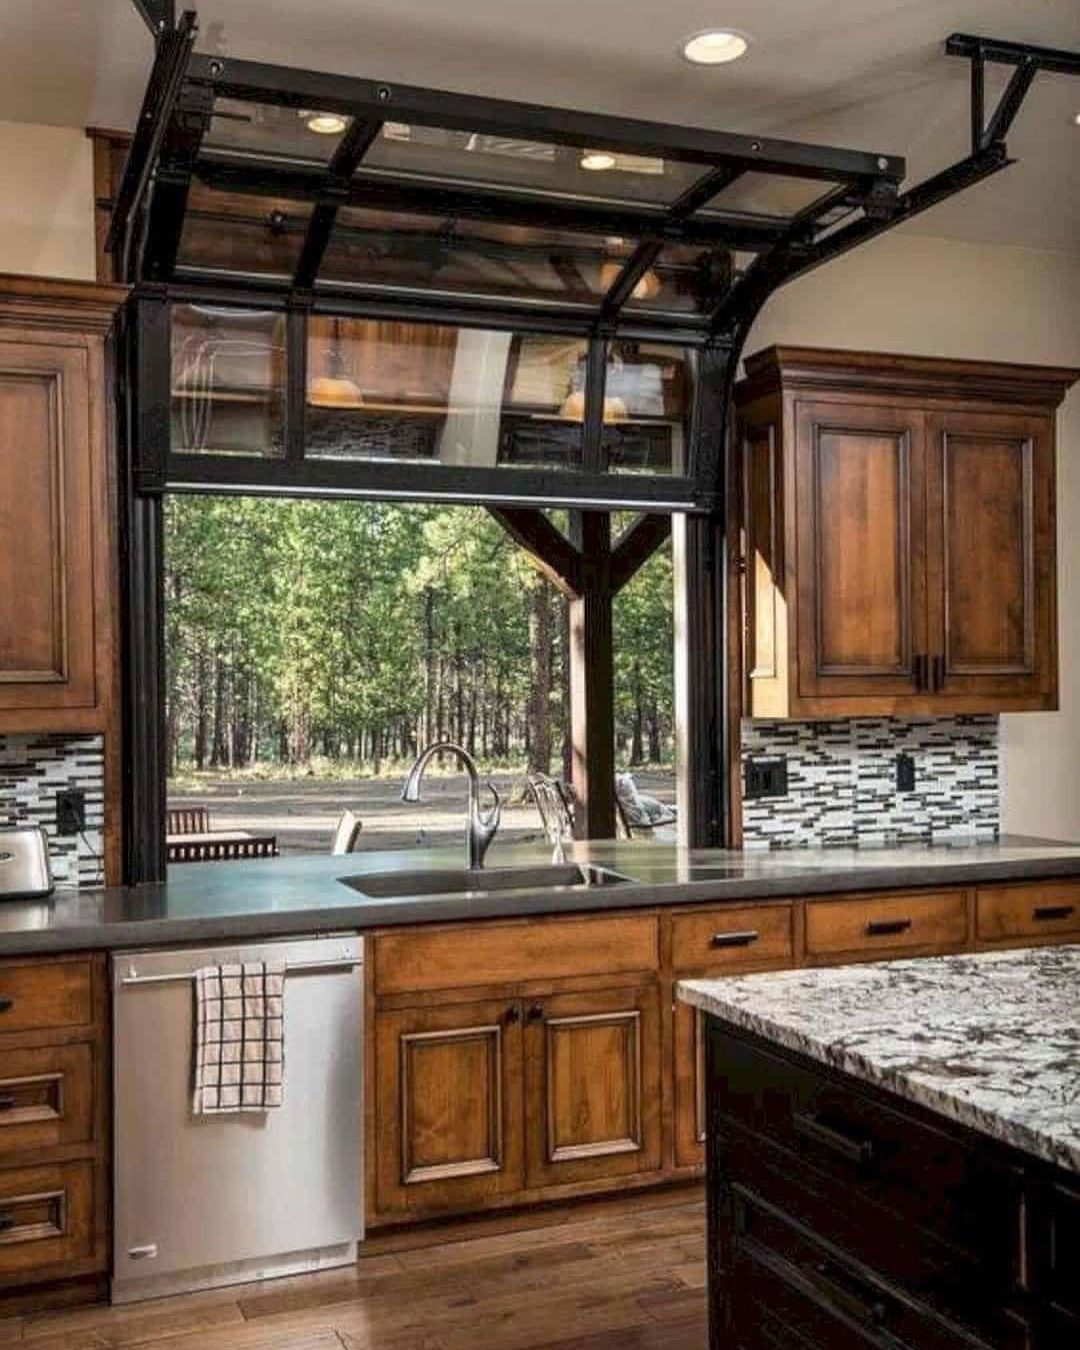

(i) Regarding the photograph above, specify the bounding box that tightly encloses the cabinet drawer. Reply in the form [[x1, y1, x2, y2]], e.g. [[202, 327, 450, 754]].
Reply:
[[977, 881, 1080, 942], [709, 1028, 1015, 1268], [0, 960, 93, 1034], [730, 1184, 993, 1350], [0, 1161, 95, 1280], [375, 914, 657, 995], [0, 1043, 94, 1158], [806, 891, 966, 958], [671, 903, 793, 973]]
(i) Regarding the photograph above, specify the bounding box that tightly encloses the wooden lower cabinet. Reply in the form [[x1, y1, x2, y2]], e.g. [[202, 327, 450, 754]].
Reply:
[[368, 878, 1080, 1226], [375, 997, 524, 1215], [0, 954, 109, 1307], [524, 984, 661, 1189]]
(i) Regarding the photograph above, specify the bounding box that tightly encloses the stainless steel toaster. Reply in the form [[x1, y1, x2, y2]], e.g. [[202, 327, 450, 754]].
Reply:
[[0, 826, 54, 899]]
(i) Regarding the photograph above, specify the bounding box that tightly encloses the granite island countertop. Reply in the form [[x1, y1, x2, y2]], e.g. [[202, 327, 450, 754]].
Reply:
[[0, 834, 1079, 956], [679, 943, 1080, 1173]]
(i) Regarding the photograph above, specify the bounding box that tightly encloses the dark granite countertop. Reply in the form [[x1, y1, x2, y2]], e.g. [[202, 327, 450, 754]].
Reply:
[[1, 835, 1079, 956], [679, 944, 1080, 1173]]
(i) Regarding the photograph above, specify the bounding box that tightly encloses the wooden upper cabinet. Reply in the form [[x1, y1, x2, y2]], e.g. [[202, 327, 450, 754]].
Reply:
[[736, 347, 1077, 718], [794, 400, 927, 701], [0, 276, 126, 733], [926, 409, 1054, 702]]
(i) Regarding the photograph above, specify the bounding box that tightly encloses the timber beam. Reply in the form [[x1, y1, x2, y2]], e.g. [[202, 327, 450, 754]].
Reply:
[[487, 506, 673, 840]]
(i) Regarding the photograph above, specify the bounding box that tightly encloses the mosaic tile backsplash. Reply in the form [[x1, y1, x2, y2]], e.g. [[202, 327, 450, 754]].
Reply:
[[0, 735, 105, 887], [741, 716, 1000, 850]]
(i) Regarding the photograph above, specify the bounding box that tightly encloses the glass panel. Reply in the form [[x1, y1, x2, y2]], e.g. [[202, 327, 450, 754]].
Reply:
[[178, 184, 312, 277], [618, 242, 726, 314], [171, 305, 286, 457], [322, 208, 668, 306], [363, 123, 709, 205], [306, 318, 586, 472], [603, 342, 695, 477], [204, 97, 350, 164], [702, 171, 840, 219]]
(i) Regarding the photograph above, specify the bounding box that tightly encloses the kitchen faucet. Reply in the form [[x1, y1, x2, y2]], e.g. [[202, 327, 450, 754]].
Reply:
[[401, 741, 502, 870]]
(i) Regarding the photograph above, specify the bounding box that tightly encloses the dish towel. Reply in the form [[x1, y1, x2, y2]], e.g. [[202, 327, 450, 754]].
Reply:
[[192, 961, 285, 1114]]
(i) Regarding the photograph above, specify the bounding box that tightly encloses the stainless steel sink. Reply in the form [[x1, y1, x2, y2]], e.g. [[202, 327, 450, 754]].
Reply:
[[338, 862, 633, 899]]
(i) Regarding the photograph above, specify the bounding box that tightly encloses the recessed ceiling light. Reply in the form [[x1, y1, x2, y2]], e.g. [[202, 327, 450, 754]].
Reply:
[[304, 111, 348, 135], [680, 29, 751, 65], [581, 150, 617, 171]]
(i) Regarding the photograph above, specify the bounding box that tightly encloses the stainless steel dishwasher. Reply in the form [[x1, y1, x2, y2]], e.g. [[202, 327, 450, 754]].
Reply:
[[111, 935, 363, 1303]]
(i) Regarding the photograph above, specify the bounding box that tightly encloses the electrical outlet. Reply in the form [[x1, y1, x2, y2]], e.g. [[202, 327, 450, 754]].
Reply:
[[745, 756, 788, 801], [896, 753, 916, 794], [56, 789, 87, 836]]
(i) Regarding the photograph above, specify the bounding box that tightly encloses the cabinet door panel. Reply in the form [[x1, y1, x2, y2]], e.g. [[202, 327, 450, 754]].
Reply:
[[0, 341, 97, 715], [375, 998, 522, 1215], [795, 401, 927, 699], [926, 410, 1054, 703], [525, 985, 661, 1189]]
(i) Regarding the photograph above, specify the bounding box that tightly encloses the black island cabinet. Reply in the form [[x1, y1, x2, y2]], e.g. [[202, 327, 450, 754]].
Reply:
[[700, 1017, 1078, 1349]]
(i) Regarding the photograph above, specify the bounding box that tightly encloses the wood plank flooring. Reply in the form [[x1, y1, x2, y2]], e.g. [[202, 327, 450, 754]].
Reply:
[[0, 1187, 706, 1350]]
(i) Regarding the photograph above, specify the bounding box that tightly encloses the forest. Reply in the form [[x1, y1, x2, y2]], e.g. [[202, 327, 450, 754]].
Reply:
[[164, 497, 675, 780]]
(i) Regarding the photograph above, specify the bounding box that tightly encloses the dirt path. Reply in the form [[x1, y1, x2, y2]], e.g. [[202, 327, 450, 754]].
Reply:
[[168, 769, 676, 855]]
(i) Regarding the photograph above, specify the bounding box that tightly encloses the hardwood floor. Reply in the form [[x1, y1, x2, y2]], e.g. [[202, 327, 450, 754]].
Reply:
[[0, 1187, 706, 1350]]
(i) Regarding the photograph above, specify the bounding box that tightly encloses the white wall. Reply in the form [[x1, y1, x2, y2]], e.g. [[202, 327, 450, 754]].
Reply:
[[0, 120, 95, 280], [745, 231, 1080, 841]]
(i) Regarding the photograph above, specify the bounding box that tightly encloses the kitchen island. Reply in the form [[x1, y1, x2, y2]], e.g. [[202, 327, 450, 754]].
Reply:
[[680, 945, 1079, 1349]]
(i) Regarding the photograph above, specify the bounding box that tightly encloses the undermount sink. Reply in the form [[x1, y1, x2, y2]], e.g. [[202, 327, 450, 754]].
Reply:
[[338, 862, 633, 900]]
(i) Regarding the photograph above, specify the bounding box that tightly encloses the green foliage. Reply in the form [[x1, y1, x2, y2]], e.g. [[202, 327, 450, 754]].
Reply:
[[164, 498, 675, 775]]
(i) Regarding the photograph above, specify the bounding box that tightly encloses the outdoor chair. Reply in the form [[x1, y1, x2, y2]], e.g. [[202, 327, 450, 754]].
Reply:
[[330, 809, 364, 855], [614, 773, 677, 840], [527, 774, 576, 853], [166, 805, 210, 835]]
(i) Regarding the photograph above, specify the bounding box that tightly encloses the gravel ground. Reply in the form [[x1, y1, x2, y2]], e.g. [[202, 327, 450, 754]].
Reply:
[[167, 769, 676, 855]]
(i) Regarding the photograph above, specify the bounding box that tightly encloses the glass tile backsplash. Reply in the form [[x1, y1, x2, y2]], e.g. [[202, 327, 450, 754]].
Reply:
[[0, 734, 105, 886], [741, 716, 999, 850]]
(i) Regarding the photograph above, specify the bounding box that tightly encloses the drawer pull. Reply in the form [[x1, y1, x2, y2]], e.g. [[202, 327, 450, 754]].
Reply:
[[0, 1215, 13, 1233], [0, 998, 12, 1014], [793, 1111, 874, 1166], [0, 1096, 15, 1112], [865, 918, 912, 937], [1033, 904, 1075, 922], [711, 930, 760, 949], [811, 1260, 888, 1328]]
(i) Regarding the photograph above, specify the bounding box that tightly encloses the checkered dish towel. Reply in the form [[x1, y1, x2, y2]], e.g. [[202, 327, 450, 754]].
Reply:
[[192, 961, 285, 1114]]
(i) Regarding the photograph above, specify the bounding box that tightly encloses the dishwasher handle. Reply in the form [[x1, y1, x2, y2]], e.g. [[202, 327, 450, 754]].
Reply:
[[119, 955, 364, 987]]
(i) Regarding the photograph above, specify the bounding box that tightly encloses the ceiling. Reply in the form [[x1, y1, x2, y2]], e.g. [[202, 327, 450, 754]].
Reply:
[[3, 0, 1078, 253]]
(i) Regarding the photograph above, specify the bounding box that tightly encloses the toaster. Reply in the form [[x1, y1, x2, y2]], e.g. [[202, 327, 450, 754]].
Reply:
[[0, 826, 54, 899]]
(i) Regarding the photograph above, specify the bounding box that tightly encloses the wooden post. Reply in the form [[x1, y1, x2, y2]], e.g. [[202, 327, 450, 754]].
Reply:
[[568, 510, 615, 839], [488, 506, 670, 841]]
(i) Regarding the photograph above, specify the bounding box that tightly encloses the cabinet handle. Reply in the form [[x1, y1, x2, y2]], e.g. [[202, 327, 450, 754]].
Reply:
[[711, 930, 759, 949], [1033, 904, 1075, 922], [793, 1110, 875, 1165], [913, 654, 927, 691], [865, 918, 912, 937], [810, 1260, 888, 1328], [526, 1003, 544, 1022], [0, 1215, 14, 1234], [503, 1005, 521, 1025], [0, 1096, 16, 1112], [931, 654, 945, 692], [0, 998, 12, 1015]]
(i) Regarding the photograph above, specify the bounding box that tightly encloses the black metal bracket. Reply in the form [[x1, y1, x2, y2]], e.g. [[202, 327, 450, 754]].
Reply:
[[131, 0, 177, 39], [949, 32, 1080, 154]]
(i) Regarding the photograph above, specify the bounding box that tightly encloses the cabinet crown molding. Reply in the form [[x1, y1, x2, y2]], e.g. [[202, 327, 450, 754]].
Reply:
[[739, 345, 1080, 412], [0, 274, 128, 337]]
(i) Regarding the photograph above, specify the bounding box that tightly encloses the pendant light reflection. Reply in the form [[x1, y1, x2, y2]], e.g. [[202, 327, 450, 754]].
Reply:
[[559, 389, 629, 424], [307, 317, 365, 409]]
